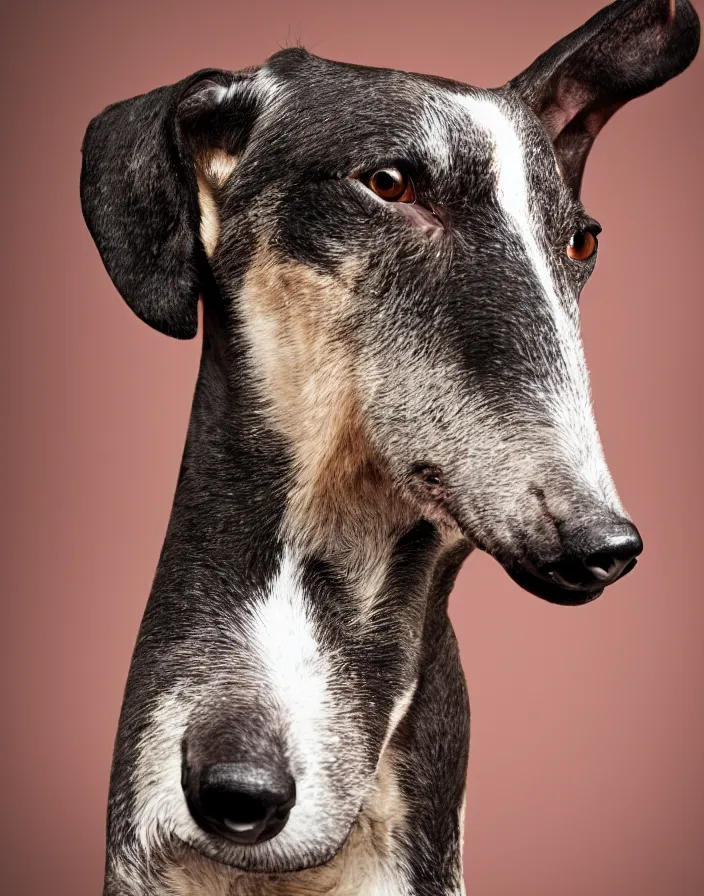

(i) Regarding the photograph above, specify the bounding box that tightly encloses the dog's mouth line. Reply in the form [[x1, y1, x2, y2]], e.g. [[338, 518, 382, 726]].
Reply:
[[422, 477, 635, 606], [172, 831, 333, 875], [171, 808, 360, 875], [452, 524, 624, 607], [504, 563, 605, 606]]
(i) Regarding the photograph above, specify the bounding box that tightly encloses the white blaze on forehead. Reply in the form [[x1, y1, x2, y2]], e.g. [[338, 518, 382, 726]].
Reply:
[[452, 93, 575, 371], [447, 92, 621, 506], [214, 68, 281, 105]]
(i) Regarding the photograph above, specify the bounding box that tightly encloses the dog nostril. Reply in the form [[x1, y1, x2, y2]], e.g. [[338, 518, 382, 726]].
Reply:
[[584, 551, 620, 581], [584, 526, 643, 583], [186, 762, 296, 845], [544, 523, 643, 591]]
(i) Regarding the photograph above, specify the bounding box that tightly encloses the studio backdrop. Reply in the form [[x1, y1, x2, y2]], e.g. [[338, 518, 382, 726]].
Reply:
[[2, 1, 702, 894]]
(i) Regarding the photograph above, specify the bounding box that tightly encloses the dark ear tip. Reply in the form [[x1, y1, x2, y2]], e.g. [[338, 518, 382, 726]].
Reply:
[[667, 0, 700, 71], [128, 303, 199, 339], [118, 262, 201, 340], [147, 315, 200, 340]]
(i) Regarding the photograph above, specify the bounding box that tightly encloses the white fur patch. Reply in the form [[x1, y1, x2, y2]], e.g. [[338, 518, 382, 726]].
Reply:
[[418, 96, 455, 174], [132, 690, 193, 853], [243, 547, 350, 849], [451, 92, 622, 507], [456, 787, 467, 896], [376, 680, 417, 772]]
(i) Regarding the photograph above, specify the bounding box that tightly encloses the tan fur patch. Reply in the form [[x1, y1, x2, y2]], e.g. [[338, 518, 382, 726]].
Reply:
[[197, 174, 220, 257], [202, 149, 239, 186], [239, 252, 416, 607], [196, 151, 239, 257]]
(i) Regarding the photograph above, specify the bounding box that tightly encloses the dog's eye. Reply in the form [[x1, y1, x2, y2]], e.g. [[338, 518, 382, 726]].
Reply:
[[365, 168, 415, 203], [567, 230, 598, 261]]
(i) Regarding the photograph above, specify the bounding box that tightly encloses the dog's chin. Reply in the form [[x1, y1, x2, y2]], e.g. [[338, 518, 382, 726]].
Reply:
[[174, 822, 353, 874], [504, 565, 603, 606]]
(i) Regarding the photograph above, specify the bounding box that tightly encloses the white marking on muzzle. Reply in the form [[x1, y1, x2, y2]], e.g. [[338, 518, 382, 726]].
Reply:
[[246, 545, 342, 840], [130, 550, 369, 869], [132, 689, 193, 853], [238, 547, 370, 858]]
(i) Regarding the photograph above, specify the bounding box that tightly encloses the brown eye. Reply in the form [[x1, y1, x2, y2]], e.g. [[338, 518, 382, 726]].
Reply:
[[366, 168, 415, 203], [567, 230, 598, 261]]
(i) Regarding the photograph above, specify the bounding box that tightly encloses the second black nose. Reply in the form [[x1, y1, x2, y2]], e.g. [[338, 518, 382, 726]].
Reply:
[[184, 761, 296, 845], [539, 519, 643, 591]]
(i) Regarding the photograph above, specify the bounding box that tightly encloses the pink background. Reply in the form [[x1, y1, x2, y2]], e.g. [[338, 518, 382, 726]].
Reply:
[[2, 1, 702, 893]]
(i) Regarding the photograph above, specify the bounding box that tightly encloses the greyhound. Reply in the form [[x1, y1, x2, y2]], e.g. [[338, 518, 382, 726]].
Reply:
[[81, 1, 699, 893]]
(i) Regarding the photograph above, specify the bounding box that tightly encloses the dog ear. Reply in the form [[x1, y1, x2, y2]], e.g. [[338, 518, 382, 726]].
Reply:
[[506, 0, 700, 196], [80, 69, 259, 338]]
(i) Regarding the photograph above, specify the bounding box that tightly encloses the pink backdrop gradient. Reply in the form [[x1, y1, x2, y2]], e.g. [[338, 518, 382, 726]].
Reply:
[[2, 1, 702, 893]]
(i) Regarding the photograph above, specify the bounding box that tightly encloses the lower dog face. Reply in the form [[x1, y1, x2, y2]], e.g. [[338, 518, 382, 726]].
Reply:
[[128, 547, 426, 874]]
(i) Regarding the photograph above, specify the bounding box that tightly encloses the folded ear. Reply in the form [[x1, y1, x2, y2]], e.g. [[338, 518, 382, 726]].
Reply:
[[506, 0, 700, 196], [80, 68, 258, 338]]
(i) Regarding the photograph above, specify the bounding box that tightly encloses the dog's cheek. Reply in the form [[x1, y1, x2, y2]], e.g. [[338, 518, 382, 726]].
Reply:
[[269, 182, 382, 273]]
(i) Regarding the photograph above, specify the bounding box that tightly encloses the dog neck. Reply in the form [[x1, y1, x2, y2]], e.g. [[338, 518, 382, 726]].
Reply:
[[107, 309, 472, 896], [176, 307, 465, 616]]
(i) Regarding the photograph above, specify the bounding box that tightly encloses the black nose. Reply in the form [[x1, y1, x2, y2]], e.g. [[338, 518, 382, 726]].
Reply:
[[184, 761, 296, 845], [539, 520, 643, 592]]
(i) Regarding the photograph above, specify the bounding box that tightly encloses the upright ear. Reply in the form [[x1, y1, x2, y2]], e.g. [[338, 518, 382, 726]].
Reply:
[[80, 68, 259, 338], [506, 0, 700, 196]]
